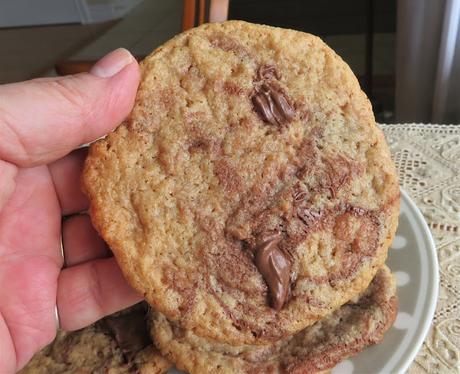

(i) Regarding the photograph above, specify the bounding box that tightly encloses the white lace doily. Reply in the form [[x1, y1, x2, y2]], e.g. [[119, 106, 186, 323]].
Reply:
[[381, 123, 460, 374]]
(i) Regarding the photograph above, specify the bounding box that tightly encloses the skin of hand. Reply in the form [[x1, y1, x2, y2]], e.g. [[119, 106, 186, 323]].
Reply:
[[0, 48, 143, 373]]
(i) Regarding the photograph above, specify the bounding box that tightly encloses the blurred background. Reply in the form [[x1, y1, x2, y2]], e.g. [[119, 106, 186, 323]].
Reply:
[[0, 0, 459, 124]]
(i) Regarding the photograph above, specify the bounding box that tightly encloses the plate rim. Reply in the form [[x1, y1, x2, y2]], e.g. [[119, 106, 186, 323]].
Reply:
[[390, 188, 439, 374]]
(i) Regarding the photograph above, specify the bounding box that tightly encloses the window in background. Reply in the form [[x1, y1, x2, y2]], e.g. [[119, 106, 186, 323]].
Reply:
[[229, 0, 397, 122]]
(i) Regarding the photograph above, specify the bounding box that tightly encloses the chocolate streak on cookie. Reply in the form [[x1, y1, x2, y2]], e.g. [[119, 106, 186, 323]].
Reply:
[[210, 32, 252, 59], [297, 208, 323, 228], [295, 206, 380, 287], [254, 231, 291, 311], [257, 65, 281, 81], [252, 66, 295, 127], [322, 156, 353, 198], [100, 303, 151, 364], [161, 266, 197, 316]]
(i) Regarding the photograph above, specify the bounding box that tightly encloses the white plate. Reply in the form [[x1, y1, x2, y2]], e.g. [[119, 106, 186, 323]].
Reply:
[[167, 189, 439, 374]]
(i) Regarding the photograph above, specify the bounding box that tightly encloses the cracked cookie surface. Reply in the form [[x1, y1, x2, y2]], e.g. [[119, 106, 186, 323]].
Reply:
[[83, 21, 399, 345]]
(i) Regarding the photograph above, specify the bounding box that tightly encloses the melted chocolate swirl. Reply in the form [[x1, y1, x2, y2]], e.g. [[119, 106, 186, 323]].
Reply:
[[253, 231, 292, 311], [252, 66, 295, 127]]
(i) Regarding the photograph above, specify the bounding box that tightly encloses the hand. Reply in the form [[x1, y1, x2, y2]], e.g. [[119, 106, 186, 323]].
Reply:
[[0, 48, 143, 373]]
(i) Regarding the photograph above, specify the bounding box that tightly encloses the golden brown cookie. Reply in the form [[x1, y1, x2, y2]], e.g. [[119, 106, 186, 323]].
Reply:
[[19, 303, 171, 374], [151, 266, 397, 374], [83, 21, 400, 345]]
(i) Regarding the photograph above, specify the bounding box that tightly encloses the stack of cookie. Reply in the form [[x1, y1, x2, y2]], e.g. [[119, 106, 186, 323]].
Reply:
[[82, 21, 401, 373], [20, 302, 172, 374]]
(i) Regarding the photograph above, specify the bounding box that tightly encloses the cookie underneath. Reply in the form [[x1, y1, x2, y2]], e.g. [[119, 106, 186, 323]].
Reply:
[[19, 303, 171, 374], [151, 266, 397, 374]]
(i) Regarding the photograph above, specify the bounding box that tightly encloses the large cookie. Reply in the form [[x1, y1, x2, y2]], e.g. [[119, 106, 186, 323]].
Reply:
[[19, 303, 171, 374], [151, 266, 397, 374], [83, 21, 400, 345]]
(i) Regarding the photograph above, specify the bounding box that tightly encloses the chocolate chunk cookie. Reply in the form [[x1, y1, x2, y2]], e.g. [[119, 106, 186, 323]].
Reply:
[[83, 21, 400, 345], [151, 266, 397, 374], [19, 303, 171, 374]]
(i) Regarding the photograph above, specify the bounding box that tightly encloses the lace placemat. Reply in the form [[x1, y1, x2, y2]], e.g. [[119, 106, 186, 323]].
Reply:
[[381, 124, 460, 374]]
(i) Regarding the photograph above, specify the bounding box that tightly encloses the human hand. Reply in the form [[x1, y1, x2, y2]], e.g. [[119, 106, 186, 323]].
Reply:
[[0, 49, 143, 373]]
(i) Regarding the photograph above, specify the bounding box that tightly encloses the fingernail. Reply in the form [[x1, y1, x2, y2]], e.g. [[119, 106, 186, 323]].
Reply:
[[90, 48, 135, 78]]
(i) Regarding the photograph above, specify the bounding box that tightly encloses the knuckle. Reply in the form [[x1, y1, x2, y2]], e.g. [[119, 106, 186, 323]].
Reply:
[[48, 77, 88, 118]]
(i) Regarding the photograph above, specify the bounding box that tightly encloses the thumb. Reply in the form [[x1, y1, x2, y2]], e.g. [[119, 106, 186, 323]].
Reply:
[[0, 48, 140, 167]]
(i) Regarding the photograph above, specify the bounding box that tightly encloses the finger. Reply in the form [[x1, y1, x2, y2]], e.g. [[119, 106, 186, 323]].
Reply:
[[0, 48, 140, 167], [0, 254, 59, 372], [0, 166, 61, 371], [0, 166, 62, 266], [57, 257, 142, 331], [62, 214, 110, 267], [0, 159, 18, 212], [48, 148, 89, 215], [0, 314, 16, 373]]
